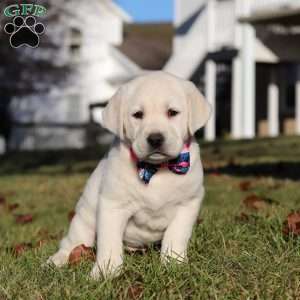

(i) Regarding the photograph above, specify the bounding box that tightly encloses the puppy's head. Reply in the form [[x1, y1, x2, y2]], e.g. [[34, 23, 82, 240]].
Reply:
[[102, 72, 211, 164]]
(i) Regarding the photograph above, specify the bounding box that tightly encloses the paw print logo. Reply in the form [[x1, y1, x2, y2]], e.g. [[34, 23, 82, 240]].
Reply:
[[4, 16, 45, 48]]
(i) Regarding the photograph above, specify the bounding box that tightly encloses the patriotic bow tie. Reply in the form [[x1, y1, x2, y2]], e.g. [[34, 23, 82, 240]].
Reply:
[[131, 143, 190, 184]]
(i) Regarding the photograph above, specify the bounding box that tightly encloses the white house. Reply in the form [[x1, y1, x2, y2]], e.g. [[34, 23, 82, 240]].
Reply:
[[8, 0, 141, 150], [5, 0, 300, 151], [164, 0, 300, 140]]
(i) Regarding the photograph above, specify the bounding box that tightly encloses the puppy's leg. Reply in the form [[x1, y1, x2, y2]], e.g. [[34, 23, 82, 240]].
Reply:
[[47, 162, 104, 267], [47, 206, 96, 266], [161, 191, 203, 263], [90, 201, 131, 279]]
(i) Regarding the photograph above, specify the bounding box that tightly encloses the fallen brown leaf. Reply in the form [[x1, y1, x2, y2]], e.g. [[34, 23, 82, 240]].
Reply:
[[12, 243, 33, 256], [243, 194, 277, 210], [243, 195, 267, 210], [0, 196, 6, 206], [68, 244, 95, 265], [210, 169, 221, 176], [128, 284, 144, 300], [15, 214, 33, 224], [8, 203, 19, 211], [239, 181, 252, 191], [283, 212, 300, 236]]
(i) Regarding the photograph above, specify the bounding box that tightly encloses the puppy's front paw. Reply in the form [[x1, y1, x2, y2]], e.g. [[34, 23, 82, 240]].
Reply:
[[161, 250, 187, 264], [46, 250, 69, 267], [90, 257, 123, 280]]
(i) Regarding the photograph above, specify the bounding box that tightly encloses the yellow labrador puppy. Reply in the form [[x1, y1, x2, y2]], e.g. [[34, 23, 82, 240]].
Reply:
[[47, 71, 211, 279]]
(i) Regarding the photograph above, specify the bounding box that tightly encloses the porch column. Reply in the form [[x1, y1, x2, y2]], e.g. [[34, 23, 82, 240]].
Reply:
[[296, 65, 300, 135], [240, 0, 256, 138], [267, 67, 279, 137], [231, 0, 243, 139], [204, 0, 216, 141], [204, 60, 217, 141]]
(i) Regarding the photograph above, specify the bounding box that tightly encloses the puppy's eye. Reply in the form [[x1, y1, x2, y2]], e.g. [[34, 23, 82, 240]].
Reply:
[[132, 111, 144, 119], [167, 109, 179, 118]]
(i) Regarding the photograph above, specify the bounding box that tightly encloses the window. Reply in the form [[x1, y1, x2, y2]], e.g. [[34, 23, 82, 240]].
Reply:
[[70, 27, 82, 59]]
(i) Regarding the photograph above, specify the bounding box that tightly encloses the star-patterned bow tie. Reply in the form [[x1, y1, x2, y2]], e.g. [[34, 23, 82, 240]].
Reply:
[[130, 143, 191, 184]]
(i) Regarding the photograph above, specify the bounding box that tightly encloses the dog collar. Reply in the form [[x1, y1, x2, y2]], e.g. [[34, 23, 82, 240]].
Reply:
[[130, 141, 191, 184]]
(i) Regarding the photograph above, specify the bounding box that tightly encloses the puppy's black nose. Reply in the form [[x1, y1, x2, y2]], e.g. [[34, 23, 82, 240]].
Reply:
[[147, 133, 164, 148]]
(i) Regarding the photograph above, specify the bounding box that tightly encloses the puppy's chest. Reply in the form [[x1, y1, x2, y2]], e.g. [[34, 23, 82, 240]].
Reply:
[[136, 174, 188, 208], [131, 176, 190, 230], [131, 203, 178, 231]]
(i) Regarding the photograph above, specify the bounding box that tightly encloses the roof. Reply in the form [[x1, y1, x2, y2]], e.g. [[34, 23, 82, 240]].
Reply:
[[118, 23, 174, 70]]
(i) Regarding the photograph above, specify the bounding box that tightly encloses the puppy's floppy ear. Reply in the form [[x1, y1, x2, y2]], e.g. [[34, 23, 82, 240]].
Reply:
[[184, 81, 211, 135], [102, 86, 126, 139]]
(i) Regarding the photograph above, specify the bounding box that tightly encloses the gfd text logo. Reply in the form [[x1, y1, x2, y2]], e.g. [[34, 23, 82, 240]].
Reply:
[[3, 4, 47, 48]]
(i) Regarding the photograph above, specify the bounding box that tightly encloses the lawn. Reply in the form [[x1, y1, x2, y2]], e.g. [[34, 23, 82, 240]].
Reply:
[[0, 136, 300, 299]]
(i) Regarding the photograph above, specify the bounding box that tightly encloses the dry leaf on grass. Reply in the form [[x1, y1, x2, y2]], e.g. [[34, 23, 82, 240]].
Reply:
[[128, 284, 144, 300], [210, 169, 221, 177], [0, 193, 21, 213], [11, 240, 47, 256], [243, 194, 278, 210], [283, 212, 300, 236], [239, 181, 252, 191], [12, 243, 33, 256], [9, 238, 49, 257], [0, 196, 6, 206], [8, 203, 19, 211], [243, 195, 268, 210], [68, 244, 95, 265], [15, 214, 33, 224]]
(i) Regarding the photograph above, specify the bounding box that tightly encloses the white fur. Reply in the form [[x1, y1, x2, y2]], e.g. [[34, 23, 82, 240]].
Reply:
[[47, 71, 211, 279]]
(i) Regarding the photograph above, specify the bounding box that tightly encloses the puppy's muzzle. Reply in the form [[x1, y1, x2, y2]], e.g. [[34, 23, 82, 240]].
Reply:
[[147, 132, 165, 149]]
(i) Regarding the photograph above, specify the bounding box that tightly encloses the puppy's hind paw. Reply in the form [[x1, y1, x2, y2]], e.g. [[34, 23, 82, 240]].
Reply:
[[46, 251, 69, 267]]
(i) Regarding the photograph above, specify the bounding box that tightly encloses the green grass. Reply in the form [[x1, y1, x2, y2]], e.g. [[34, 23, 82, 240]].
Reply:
[[1, 136, 300, 299]]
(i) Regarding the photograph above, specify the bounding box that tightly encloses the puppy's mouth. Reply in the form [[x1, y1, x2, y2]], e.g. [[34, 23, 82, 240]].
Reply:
[[145, 151, 170, 163]]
